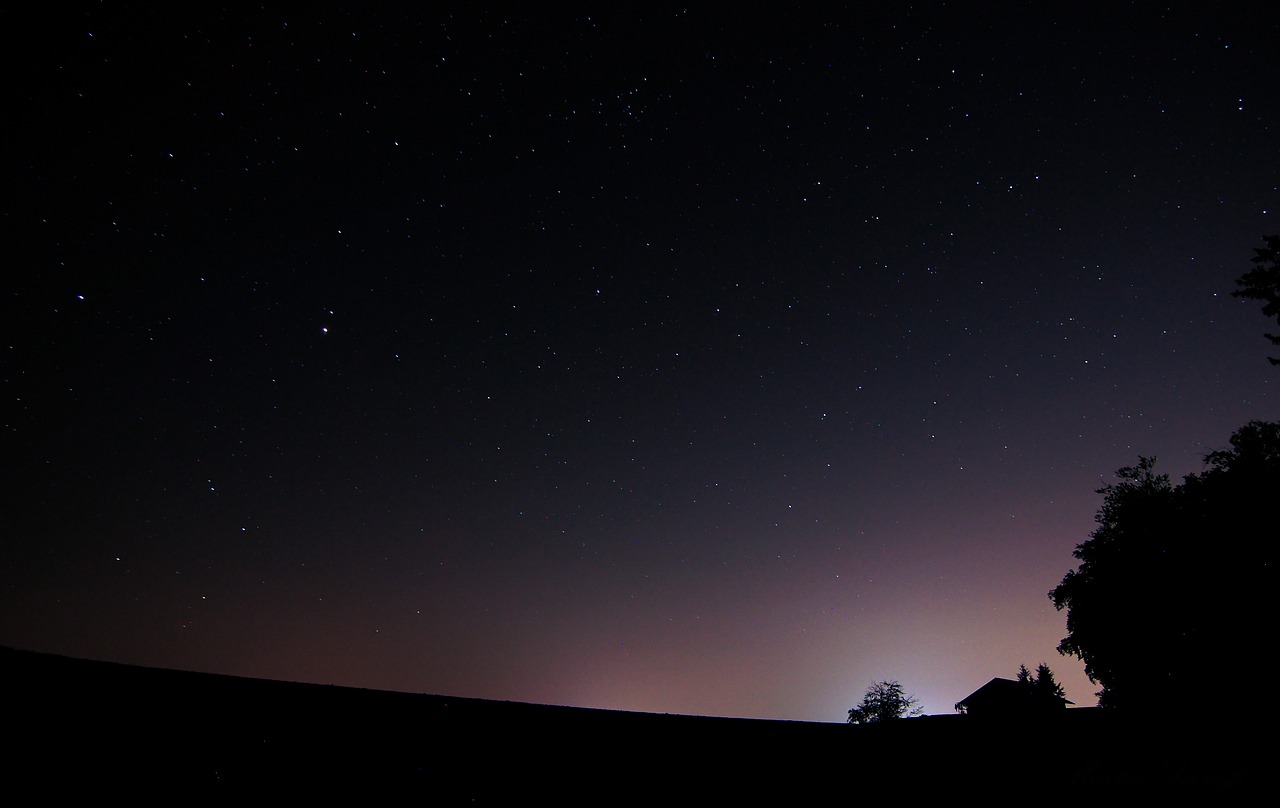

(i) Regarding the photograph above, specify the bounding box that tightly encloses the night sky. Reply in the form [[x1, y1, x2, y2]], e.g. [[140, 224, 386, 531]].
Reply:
[[5, 4, 1277, 722]]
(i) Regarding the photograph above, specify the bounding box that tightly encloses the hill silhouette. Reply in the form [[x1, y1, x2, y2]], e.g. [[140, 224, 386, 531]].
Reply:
[[2, 646, 1256, 800]]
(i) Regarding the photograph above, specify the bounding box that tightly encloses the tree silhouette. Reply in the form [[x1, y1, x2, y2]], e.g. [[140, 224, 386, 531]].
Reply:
[[1049, 421, 1279, 709], [847, 680, 923, 724], [1008, 663, 1068, 711], [1233, 234, 1280, 364], [1029, 663, 1067, 708]]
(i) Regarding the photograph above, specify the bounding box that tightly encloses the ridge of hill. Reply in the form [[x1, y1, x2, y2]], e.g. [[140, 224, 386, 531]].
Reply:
[[1, 646, 1254, 800]]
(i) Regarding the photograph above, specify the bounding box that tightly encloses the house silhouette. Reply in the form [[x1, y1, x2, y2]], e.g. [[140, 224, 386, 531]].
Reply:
[[955, 677, 1072, 718]]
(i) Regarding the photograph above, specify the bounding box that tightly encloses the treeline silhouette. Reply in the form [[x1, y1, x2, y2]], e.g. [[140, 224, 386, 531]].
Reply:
[[1050, 421, 1278, 711]]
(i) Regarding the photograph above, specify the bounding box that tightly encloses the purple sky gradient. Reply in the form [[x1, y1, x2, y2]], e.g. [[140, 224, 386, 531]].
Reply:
[[4, 4, 1276, 720]]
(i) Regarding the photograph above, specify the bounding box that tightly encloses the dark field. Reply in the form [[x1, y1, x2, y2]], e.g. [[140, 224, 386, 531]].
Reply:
[[2, 647, 1256, 801]]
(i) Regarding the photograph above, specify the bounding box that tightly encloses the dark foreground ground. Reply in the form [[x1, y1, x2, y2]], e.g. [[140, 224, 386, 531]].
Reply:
[[2, 647, 1260, 801]]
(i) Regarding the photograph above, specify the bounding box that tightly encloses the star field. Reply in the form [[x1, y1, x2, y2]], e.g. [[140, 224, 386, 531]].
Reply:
[[3, 4, 1276, 721]]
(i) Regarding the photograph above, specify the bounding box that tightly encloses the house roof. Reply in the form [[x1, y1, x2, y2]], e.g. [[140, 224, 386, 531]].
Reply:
[[956, 676, 1074, 713], [956, 677, 1024, 709]]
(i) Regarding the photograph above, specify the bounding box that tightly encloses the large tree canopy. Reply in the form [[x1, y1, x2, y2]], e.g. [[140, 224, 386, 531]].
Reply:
[[1049, 421, 1279, 709]]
